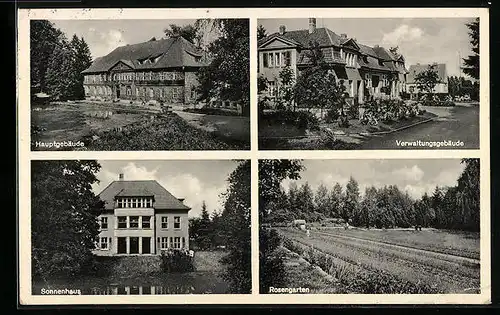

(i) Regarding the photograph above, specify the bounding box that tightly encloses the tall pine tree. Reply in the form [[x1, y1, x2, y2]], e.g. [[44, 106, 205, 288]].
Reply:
[[462, 18, 479, 80]]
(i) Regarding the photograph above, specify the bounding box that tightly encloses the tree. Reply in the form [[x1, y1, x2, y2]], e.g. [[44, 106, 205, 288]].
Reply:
[[258, 159, 304, 293], [359, 186, 378, 228], [277, 65, 295, 109], [70, 35, 93, 100], [31, 160, 104, 279], [257, 24, 267, 41], [342, 177, 360, 223], [329, 183, 344, 218], [197, 201, 212, 250], [314, 183, 331, 217], [455, 158, 480, 231], [414, 64, 440, 95], [164, 24, 199, 44], [462, 18, 479, 80], [220, 160, 251, 293], [30, 20, 64, 93], [45, 39, 77, 101]]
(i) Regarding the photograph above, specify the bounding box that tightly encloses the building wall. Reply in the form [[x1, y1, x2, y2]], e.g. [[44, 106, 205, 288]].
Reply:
[[155, 212, 190, 252], [184, 71, 199, 104]]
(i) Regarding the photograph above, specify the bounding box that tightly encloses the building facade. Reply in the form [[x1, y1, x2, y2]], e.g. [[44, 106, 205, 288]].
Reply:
[[257, 18, 408, 105], [93, 174, 190, 256], [82, 35, 207, 105], [406, 63, 449, 95]]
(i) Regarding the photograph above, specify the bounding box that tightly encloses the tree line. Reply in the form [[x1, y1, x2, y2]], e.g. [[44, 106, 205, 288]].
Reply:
[[263, 159, 479, 232], [31, 20, 93, 101], [188, 201, 225, 250]]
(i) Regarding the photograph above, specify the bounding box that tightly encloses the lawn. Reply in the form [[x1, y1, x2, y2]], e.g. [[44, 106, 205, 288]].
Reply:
[[315, 227, 480, 260], [31, 102, 248, 150]]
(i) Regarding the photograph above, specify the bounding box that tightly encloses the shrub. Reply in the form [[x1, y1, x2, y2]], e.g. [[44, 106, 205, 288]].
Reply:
[[296, 111, 320, 130], [260, 229, 287, 293], [324, 108, 340, 123], [260, 109, 319, 131], [160, 248, 194, 272]]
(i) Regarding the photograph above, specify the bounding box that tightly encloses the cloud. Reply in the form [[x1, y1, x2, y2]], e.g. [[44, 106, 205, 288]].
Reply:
[[87, 28, 128, 58], [392, 165, 424, 182], [382, 24, 424, 46], [93, 163, 227, 218]]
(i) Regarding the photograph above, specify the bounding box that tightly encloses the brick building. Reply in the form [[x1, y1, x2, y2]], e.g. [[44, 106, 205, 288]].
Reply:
[[82, 34, 207, 105], [258, 18, 409, 105]]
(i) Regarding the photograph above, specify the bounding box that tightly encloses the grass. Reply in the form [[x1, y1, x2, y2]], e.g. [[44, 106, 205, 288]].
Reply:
[[315, 227, 480, 260], [279, 228, 480, 294]]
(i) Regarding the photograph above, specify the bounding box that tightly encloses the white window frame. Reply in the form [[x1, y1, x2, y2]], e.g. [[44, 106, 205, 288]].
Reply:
[[117, 216, 127, 229], [174, 216, 181, 230], [100, 217, 108, 229], [161, 237, 168, 249], [142, 216, 151, 229], [100, 237, 109, 250], [161, 216, 168, 229], [173, 237, 181, 249], [129, 216, 139, 228]]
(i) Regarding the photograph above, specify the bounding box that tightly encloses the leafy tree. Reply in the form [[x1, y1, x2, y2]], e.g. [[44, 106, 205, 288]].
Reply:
[[360, 186, 378, 228], [30, 20, 64, 93], [164, 24, 199, 44], [462, 18, 479, 80], [297, 182, 316, 220], [342, 177, 360, 223], [220, 160, 251, 293], [197, 19, 249, 109], [314, 183, 331, 217], [258, 159, 304, 293], [45, 39, 77, 101], [70, 35, 93, 100], [31, 160, 104, 279], [277, 65, 295, 109], [257, 75, 268, 94], [329, 183, 344, 218], [414, 64, 440, 95], [257, 24, 267, 41], [455, 158, 480, 231]]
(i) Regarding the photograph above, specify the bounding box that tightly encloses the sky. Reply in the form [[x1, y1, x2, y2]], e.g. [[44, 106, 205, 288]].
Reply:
[[259, 18, 477, 77], [50, 19, 199, 60], [92, 160, 242, 218], [280, 159, 466, 200]]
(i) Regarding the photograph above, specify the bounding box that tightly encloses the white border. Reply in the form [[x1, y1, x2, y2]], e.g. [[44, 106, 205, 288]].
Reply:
[[17, 7, 490, 305]]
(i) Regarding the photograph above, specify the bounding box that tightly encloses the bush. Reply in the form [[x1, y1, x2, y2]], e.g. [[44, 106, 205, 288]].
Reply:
[[160, 248, 194, 272], [260, 229, 287, 293], [260, 109, 319, 131], [324, 108, 340, 123], [296, 111, 320, 130]]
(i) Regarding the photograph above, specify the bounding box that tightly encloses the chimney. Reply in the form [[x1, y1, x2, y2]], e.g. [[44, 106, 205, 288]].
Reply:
[[279, 25, 286, 35], [308, 18, 316, 34], [374, 44, 380, 49], [341, 33, 347, 39], [119, 173, 124, 181]]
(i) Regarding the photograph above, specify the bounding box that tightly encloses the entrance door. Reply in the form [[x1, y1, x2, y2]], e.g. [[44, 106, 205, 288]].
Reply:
[[117, 237, 127, 254], [142, 237, 151, 254], [116, 86, 121, 99], [129, 237, 139, 254]]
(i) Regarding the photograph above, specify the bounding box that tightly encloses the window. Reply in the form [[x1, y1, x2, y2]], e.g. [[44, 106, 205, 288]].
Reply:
[[135, 87, 139, 96], [159, 72, 164, 80], [172, 87, 179, 99], [172, 72, 177, 80], [262, 52, 268, 67], [161, 216, 168, 229], [268, 81, 276, 97], [174, 216, 181, 229], [190, 89, 196, 100], [100, 237, 108, 250], [142, 216, 151, 229], [268, 53, 274, 67], [100, 217, 108, 229], [274, 53, 279, 67], [284, 51, 291, 66], [173, 237, 181, 249], [130, 216, 139, 228], [161, 237, 168, 249], [149, 88, 154, 98], [132, 198, 137, 208], [118, 216, 127, 229], [126, 86, 131, 96], [182, 237, 186, 249]]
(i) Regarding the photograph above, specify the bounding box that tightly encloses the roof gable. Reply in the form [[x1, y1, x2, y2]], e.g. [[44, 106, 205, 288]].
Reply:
[[109, 60, 135, 71], [259, 36, 299, 49], [341, 38, 360, 50], [82, 36, 206, 74], [98, 180, 191, 211]]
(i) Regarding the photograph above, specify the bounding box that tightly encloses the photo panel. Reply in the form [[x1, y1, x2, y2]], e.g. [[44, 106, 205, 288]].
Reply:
[[29, 18, 250, 151], [27, 159, 251, 297], [257, 17, 480, 150], [258, 158, 482, 295]]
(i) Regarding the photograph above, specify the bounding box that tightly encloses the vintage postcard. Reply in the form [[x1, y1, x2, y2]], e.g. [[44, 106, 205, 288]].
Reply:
[[17, 7, 490, 306]]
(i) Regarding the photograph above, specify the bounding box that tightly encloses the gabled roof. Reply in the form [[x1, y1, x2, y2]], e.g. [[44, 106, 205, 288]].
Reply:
[[407, 63, 447, 83], [261, 28, 341, 48], [82, 36, 207, 74], [98, 180, 191, 211]]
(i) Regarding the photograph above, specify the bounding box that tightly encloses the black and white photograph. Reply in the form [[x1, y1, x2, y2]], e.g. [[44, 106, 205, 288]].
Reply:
[[31, 159, 251, 295], [30, 18, 250, 151], [257, 18, 480, 150], [259, 159, 480, 294]]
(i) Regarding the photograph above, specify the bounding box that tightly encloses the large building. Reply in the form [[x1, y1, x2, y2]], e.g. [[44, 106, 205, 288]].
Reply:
[[82, 34, 207, 105], [406, 63, 449, 95], [257, 18, 408, 104], [93, 174, 191, 256]]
